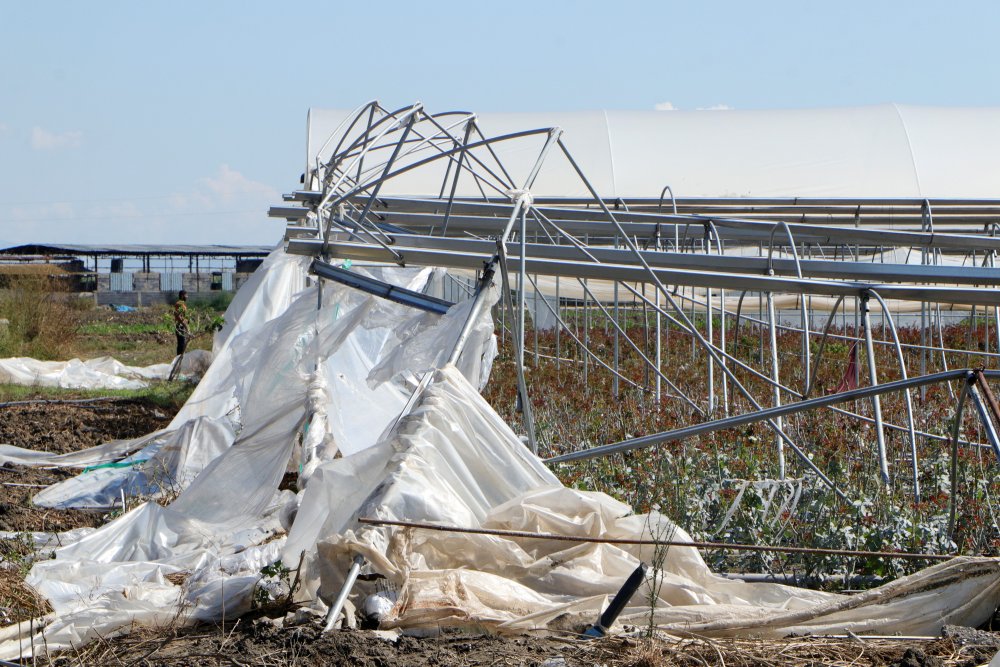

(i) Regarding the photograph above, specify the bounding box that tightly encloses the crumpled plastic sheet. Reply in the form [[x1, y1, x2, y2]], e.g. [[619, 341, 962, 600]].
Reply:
[[0, 350, 212, 391], [366, 284, 499, 392], [0, 252, 501, 659], [300, 365, 1000, 639], [32, 416, 236, 509], [4, 499, 292, 658], [3, 251, 412, 507]]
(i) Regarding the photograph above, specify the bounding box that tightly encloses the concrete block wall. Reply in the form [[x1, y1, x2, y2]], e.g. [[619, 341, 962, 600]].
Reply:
[[96, 291, 174, 307], [182, 273, 212, 293], [133, 272, 160, 292], [96, 291, 140, 307]]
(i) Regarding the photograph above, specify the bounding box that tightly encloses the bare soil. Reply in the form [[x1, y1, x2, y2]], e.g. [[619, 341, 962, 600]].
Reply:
[[55, 621, 575, 667], [33, 619, 1000, 667], [0, 399, 172, 532]]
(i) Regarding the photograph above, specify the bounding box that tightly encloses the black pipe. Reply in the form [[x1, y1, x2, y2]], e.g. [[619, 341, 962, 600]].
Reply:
[[584, 562, 648, 638]]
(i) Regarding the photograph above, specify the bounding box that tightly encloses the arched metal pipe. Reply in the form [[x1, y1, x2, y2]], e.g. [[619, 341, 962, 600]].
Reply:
[[868, 288, 920, 502], [804, 294, 847, 398]]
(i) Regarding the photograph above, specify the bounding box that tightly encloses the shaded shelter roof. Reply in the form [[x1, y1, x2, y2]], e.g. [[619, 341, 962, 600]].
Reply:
[[0, 244, 273, 258]]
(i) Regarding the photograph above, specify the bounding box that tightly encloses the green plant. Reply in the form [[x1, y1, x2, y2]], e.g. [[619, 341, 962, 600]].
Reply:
[[253, 561, 295, 610], [484, 315, 1000, 590]]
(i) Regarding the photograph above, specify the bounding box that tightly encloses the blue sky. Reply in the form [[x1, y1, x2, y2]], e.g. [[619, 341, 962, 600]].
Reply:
[[1, 0, 998, 246]]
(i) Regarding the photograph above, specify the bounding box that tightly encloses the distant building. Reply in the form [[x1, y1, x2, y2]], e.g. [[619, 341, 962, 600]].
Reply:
[[0, 243, 271, 306]]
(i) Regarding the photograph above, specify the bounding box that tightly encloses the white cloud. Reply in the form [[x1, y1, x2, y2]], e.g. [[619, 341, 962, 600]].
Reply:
[[0, 122, 9, 136], [200, 164, 278, 203], [31, 126, 83, 150], [654, 102, 735, 112]]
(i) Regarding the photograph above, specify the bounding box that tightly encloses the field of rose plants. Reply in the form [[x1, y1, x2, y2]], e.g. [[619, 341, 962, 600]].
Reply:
[[483, 307, 999, 588]]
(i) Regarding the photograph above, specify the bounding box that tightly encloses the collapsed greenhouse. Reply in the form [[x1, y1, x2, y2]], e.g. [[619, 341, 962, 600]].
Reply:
[[3, 102, 1000, 657]]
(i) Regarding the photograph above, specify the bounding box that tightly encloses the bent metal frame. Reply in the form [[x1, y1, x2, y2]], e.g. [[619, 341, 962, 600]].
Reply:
[[269, 101, 1000, 535]]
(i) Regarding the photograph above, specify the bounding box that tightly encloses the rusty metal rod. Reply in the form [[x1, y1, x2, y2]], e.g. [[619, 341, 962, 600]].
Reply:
[[975, 369, 1000, 427], [357, 517, 952, 561]]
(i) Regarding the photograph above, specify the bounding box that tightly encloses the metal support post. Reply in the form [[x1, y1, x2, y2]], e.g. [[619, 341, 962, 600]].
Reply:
[[766, 292, 785, 478], [498, 254, 538, 453], [861, 293, 890, 487], [868, 289, 920, 501], [948, 374, 974, 541]]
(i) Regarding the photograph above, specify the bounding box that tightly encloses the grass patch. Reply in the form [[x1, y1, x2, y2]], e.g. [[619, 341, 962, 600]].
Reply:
[[77, 321, 172, 335]]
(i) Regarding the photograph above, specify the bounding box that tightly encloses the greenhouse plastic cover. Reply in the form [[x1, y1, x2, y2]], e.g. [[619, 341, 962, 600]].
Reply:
[[3, 246, 1000, 658], [308, 105, 1000, 199], [0, 350, 211, 391]]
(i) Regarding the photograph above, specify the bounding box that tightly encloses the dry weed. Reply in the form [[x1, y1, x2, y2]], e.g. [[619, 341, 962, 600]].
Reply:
[[0, 275, 79, 359]]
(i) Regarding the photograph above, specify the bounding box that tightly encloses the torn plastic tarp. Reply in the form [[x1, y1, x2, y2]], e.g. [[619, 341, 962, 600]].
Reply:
[[295, 365, 1000, 638], [0, 251, 503, 659], [5, 251, 449, 510], [0, 350, 211, 390]]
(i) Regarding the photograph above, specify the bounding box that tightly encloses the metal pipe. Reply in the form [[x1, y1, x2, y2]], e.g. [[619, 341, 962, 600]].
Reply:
[[496, 245, 538, 453], [867, 289, 920, 502], [292, 237, 1000, 307], [518, 207, 527, 372], [584, 563, 648, 638], [619, 282, 803, 398], [440, 120, 476, 236], [446, 261, 497, 366], [545, 369, 968, 464], [322, 553, 364, 632], [555, 140, 845, 498], [526, 275, 655, 394], [975, 369, 1000, 427], [948, 374, 974, 541], [861, 294, 890, 486], [767, 292, 785, 478], [577, 279, 703, 414], [968, 382, 1000, 462], [310, 260, 453, 314], [804, 294, 847, 398]]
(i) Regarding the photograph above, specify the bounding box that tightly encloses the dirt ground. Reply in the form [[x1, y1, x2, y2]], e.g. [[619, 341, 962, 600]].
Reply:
[[0, 399, 171, 532], [32, 619, 1000, 666]]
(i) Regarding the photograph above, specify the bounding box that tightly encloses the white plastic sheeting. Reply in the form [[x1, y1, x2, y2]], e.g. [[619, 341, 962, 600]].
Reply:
[[308, 105, 1000, 198], [3, 245, 1000, 659], [0, 247, 503, 659], [0, 351, 211, 391], [291, 365, 1000, 638]]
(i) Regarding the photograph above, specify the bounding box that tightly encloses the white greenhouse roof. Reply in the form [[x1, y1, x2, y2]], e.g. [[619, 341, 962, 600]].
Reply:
[[307, 105, 1000, 199]]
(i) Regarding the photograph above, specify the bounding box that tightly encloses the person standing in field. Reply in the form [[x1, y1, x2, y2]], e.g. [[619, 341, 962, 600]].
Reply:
[[174, 290, 190, 356]]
